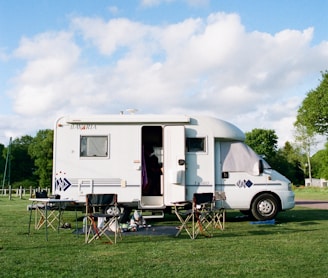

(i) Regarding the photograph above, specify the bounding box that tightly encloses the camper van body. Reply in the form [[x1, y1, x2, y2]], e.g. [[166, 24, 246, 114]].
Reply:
[[53, 114, 294, 220]]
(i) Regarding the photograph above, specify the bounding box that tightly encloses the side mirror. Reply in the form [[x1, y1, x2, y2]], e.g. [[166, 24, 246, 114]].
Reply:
[[259, 160, 264, 174], [178, 159, 185, 166]]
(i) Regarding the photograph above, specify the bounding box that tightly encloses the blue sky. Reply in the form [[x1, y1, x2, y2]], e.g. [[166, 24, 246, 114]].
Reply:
[[0, 0, 327, 148]]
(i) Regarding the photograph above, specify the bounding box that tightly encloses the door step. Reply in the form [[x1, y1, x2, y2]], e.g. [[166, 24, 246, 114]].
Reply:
[[141, 210, 165, 219], [140, 196, 164, 207], [139, 196, 165, 219]]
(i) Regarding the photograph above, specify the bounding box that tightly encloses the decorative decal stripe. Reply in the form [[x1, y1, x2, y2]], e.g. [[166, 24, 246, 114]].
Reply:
[[218, 183, 282, 187], [185, 184, 213, 187], [55, 177, 72, 191], [236, 179, 253, 188]]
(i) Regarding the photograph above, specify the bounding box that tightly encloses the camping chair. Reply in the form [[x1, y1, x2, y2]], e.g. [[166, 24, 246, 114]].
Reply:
[[173, 201, 193, 239], [85, 194, 121, 244], [174, 192, 215, 239], [211, 191, 226, 231], [192, 192, 215, 239]]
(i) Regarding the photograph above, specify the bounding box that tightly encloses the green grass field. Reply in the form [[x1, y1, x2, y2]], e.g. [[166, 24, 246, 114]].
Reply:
[[0, 188, 327, 278], [293, 186, 328, 200]]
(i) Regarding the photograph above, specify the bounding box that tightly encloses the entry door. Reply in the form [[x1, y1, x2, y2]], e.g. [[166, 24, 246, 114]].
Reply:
[[215, 140, 225, 208], [163, 125, 186, 204]]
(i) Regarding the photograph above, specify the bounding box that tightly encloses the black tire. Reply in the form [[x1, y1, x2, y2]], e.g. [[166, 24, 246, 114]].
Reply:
[[251, 193, 279, 221]]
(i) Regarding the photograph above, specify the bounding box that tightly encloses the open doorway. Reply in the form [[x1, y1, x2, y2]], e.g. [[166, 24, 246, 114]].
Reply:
[[141, 126, 163, 196]]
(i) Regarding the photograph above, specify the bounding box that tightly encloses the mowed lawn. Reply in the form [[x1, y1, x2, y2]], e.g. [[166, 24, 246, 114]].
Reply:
[[0, 188, 327, 278]]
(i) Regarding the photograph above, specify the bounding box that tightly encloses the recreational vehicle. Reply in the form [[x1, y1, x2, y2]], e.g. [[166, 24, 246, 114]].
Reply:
[[52, 114, 295, 221]]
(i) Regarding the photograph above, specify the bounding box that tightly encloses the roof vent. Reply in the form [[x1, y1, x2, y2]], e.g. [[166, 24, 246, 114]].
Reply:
[[126, 109, 138, 114]]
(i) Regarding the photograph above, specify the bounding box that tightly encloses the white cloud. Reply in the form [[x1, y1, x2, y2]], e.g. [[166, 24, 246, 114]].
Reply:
[[2, 12, 328, 147], [71, 17, 150, 56], [9, 32, 81, 116]]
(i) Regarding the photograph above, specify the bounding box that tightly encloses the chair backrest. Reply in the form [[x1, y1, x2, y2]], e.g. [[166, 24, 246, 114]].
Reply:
[[86, 194, 117, 213], [215, 191, 226, 201], [193, 193, 213, 205]]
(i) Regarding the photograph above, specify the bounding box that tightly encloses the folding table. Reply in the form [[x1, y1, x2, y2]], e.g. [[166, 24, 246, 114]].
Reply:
[[28, 198, 77, 240]]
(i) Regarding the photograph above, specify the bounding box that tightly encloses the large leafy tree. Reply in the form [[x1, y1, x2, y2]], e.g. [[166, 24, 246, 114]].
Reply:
[[296, 71, 328, 135], [294, 124, 318, 181], [0, 143, 5, 184], [28, 129, 54, 188], [245, 129, 304, 184], [311, 142, 328, 179], [276, 141, 305, 185], [295, 71, 328, 182], [9, 136, 35, 185], [245, 128, 278, 161]]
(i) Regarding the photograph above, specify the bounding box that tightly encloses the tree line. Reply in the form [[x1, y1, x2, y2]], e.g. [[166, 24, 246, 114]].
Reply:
[[1, 130, 53, 189], [1, 71, 328, 188], [247, 71, 328, 184]]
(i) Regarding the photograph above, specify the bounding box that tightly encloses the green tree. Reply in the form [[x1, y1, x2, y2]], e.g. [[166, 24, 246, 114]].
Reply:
[[28, 129, 54, 187], [245, 128, 278, 161], [245, 129, 304, 184], [9, 136, 35, 186], [0, 143, 5, 185], [294, 123, 318, 184], [276, 141, 305, 185], [296, 71, 328, 135], [311, 142, 328, 179]]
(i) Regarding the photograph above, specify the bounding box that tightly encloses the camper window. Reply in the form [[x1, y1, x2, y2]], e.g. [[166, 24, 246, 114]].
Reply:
[[80, 136, 108, 157], [186, 138, 206, 152]]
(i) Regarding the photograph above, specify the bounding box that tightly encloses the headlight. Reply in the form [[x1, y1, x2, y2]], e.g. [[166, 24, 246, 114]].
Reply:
[[288, 183, 292, 191]]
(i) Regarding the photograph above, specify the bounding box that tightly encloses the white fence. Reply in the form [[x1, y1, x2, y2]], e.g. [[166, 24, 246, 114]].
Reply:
[[0, 186, 51, 199]]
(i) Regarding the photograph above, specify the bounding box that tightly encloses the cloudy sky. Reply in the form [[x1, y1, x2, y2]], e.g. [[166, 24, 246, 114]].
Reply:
[[0, 0, 327, 148]]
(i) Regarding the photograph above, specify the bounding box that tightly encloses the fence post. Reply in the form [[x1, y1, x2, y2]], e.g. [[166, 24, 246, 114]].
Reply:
[[19, 186, 23, 199], [9, 186, 12, 200], [29, 186, 32, 198]]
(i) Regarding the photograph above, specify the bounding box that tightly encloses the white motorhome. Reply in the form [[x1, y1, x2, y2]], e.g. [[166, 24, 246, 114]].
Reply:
[[53, 114, 295, 221]]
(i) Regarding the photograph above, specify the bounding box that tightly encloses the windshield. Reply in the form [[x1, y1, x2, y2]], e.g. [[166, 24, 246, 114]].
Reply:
[[260, 157, 271, 169], [220, 141, 271, 175]]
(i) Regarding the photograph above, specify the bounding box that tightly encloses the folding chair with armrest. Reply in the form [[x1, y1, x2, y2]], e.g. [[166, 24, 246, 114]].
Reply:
[[85, 194, 121, 244], [173, 201, 193, 238], [212, 191, 226, 231], [174, 192, 215, 239], [192, 192, 215, 238]]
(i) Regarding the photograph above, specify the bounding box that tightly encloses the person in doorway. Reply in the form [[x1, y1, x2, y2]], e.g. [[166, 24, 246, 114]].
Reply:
[[143, 144, 162, 196]]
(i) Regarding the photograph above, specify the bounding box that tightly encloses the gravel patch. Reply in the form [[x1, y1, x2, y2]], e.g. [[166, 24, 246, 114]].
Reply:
[[295, 200, 328, 210]]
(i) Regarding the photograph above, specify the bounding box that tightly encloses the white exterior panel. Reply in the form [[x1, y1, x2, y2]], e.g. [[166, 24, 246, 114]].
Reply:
[[52, 113, 294, 220]]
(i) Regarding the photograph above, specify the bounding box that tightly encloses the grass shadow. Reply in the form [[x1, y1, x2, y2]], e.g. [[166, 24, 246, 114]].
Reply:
[[225, 207, 328, 224]]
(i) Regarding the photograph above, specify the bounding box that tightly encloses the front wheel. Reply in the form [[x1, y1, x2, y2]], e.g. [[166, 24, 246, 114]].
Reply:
[[251, 194, 279, 221]]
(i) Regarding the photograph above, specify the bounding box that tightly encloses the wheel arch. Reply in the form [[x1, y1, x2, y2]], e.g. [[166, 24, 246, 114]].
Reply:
[[251, 191, 282, 211]]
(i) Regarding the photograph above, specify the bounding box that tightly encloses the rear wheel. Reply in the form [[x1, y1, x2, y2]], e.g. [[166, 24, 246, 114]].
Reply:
[[251, 193, 279, 221]]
